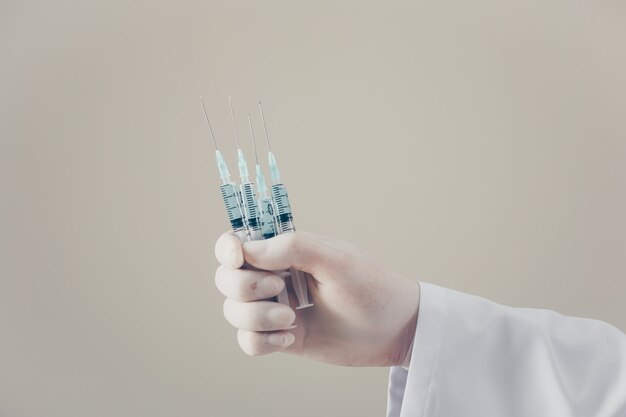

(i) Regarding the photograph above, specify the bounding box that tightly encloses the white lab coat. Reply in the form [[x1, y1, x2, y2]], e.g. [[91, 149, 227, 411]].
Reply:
[[387, 282, 626, 417]]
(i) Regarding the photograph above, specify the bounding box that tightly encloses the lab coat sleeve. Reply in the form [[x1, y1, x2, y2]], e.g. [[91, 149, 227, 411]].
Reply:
[[387, 282, 626, 417]]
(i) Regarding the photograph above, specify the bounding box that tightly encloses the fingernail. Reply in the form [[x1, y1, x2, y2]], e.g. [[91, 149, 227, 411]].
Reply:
[[267, 332, 295, 347]]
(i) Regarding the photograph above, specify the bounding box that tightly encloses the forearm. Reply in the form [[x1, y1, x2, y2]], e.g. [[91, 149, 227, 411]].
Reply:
[[388, 282, 626, 417]]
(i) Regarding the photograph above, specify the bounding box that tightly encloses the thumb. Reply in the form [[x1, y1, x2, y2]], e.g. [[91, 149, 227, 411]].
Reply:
[[215, 231, 244, 268], [243, 232, 331, 276]]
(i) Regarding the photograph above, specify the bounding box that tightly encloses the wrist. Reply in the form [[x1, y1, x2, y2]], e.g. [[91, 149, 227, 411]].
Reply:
[[393, 281, 420, 367]]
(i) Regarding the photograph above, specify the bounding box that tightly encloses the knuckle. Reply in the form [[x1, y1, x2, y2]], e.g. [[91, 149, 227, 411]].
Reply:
[[251, 311, 267, 330], [280, 233, 310, 269], [260, 305, 292, 330], [215, 268, 259, 302], [233, 274, 260, 302], [281, 233, 299, 250], [214, 232, 243, 268], [214, 265, 226, 290], [214, 232, 229, 261], [236, 277, 257, 301], [222, 299, 238, 326], [226, 298, 289, 332], [279, 233, 302, 265], [238, 271, 277, 301], [224, 299, 265, 331], [215, 265, 238, 298], [246, 279, 260, 299]]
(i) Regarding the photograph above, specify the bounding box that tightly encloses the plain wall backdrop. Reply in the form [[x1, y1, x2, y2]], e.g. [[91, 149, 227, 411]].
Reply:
[[1, 1, 625, 416]]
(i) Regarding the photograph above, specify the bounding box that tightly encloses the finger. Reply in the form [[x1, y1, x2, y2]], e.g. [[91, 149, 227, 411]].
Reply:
[[223, 298, 296, 331], [215, 231, 244, 269], [242, 232, 327, 273], [237, 329, 295, 356], [215, 265, 285, 302]]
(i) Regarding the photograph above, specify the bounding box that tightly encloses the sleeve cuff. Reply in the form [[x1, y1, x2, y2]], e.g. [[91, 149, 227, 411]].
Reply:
[[387, 282, 449, 417]]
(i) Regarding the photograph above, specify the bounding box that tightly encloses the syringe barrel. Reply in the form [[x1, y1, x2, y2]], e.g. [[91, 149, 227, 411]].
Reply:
[[219, 183, 246, 234], [270, 182, 313, 309], [271, 183, 296, 233], [240, 183, 261, 238], [258, 197, 278, 239]]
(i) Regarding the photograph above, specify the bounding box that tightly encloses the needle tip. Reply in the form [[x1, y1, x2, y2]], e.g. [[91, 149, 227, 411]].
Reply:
[[199, 96, 218, 149], [258, 100, 271, 150], [228, 96, 240, 148]]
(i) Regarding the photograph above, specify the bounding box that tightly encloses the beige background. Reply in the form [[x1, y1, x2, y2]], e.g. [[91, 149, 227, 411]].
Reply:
[[1, 1, 625, 416]]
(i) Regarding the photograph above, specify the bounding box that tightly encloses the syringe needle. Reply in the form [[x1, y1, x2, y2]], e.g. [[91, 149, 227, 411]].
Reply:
[[200, 96, 218, 150], [248, 113, 259, 165], [200, 96, 232, 185], [228, 96, 249, 183], [229, 96, 241, 149], [258, 101, 272, 151], [259, 100, 281, 184]]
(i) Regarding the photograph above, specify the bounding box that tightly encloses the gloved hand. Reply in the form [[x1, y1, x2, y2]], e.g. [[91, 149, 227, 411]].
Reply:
[[214, 231, 420, 367]]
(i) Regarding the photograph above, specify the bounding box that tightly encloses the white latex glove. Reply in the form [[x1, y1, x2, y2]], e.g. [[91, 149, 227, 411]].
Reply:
[[214, 231, 420, 367]]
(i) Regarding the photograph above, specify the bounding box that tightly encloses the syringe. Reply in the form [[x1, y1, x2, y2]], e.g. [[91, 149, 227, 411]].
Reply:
[[247, 113, 290, 305], [228, 97, 262, 241], [259, 101, 314, 309], [247, 114, 278, 240], [200, 97, 248, 242]]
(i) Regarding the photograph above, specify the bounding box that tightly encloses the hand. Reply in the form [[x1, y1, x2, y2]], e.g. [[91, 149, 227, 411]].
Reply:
[[214, 231, 420, 367]]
